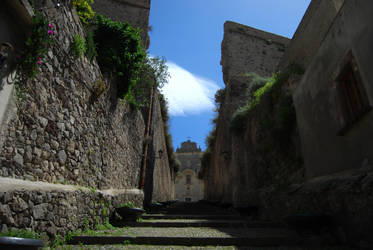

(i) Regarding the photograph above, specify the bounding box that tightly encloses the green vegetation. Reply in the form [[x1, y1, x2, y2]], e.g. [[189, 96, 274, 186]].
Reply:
[[94, 14, 146, 100], [134, 56, 170, 107], [92, 79, 106, 99], [72, 0, 95, 25], [85, 30, 97, 62], [230, 65, 304, 133], [72, 34, 87, 58], [214, 88, 226, 112], [15, 12, 54, 85], [88, 186, 97, 193], [199, 125, 217, 179], [121, 201, 136, 208], [199, 149, 211, 179], [50, 221, 118, 248], [199, 88, 225, 179], [0, 228, 41, 239]]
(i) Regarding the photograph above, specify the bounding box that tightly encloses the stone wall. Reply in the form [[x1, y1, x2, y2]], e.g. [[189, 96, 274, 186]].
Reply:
[[0, 0, 173, 237], [256, 166, 373, 248], [0, 177, 143, 238], [203, 21, 289, 204], [0, 0, 145, 190], [91, 0, 151, 48]]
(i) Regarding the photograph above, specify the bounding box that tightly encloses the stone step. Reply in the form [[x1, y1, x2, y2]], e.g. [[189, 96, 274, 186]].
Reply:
[[118, 219, 285, 228], [147, 201, 235, 215], [53, 245, 356, 249], [68, 235, 297, 247], [68, 227, 298, 246], [141, 214, 244, 220]]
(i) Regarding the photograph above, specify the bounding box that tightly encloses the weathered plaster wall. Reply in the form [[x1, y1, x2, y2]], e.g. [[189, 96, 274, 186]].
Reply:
[[278, 0, 345, 70], [175, 169, 203, 202], [204, 21, 289, 204], [144, 91, 175, 204], [204, 1, 373, 247], [91, 0, 151, 48], [293, 0, 373, 178]]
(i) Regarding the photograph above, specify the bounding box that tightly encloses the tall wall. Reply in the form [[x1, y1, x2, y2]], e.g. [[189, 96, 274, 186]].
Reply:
[[144, 91, 175, 205], [204, 21, 289, 204], [279, 0, 345, 70], [204, 0, 373, 247], [0, 0, 173, 237], [293, 0, 373, 178], [91, 0, 151, 48], [0, 0, 145, 190]]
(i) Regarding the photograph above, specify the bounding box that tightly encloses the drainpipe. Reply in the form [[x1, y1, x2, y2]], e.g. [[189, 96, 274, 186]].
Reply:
[[140, 86, 154, 189]]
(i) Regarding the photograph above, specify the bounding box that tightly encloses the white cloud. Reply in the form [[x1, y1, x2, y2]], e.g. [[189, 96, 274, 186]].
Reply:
[[161, 62, 220, 116]]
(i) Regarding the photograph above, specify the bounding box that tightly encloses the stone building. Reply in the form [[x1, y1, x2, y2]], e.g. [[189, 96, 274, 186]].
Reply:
[[203, 0, 373, 246], [175, 140, 203, 202]]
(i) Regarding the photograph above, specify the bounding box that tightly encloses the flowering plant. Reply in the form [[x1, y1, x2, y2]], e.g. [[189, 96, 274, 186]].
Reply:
[[16, 12, 55, 82]]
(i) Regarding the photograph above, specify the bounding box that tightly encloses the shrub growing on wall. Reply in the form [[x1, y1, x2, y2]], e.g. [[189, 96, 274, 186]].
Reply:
[[85, 31, 97, 62], [230, 65, 303, 134], [72, 34, 87, 58], [94, 14, 146, 99], [134, 56, 170, 107], [72, 0, 95, 25]]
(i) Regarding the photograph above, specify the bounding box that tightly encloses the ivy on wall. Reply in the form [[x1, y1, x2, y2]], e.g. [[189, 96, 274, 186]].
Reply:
[[94, 14, 146, 100]]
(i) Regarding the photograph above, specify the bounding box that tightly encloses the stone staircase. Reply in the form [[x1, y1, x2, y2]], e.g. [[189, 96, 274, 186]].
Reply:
[[64, 202, 353, 249]]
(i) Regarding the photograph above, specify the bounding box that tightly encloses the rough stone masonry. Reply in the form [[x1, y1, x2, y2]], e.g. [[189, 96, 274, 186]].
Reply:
[[0, 0, 174, 237]]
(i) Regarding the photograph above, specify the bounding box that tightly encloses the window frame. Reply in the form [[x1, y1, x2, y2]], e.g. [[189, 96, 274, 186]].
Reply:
[[335, 51, 371, 135]]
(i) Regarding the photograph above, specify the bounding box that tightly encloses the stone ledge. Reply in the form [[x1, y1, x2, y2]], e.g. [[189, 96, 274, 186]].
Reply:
[[0, 177, 143, 196], [0, 177, 144, 237], [224, 21, 290, 46]]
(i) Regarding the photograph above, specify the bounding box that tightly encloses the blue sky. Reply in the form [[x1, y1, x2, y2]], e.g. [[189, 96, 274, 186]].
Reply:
[[148, 0, 311, 150]]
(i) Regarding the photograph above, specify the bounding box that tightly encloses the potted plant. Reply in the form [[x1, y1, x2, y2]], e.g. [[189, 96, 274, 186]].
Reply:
[[115, 202, 145, 221]]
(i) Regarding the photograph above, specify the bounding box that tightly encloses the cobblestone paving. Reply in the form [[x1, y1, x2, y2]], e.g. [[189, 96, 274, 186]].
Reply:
[[81, 227, 295, 238], [53, 245, 354, 250]]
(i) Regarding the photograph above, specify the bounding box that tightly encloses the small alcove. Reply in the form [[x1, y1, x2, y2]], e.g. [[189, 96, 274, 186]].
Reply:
[[0, 0, 33, 77]]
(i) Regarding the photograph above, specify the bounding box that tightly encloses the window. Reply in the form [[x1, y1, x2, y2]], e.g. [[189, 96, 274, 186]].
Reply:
[[336, 53, 371, 135], [185, 197, 191, 202], [186, 175, 191, 184]]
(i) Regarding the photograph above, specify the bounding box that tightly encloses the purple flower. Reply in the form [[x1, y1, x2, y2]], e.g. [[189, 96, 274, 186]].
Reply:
[[48, 30, 54, 36], [37, 57, 43, 65], [48, 24, 54, 28]]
